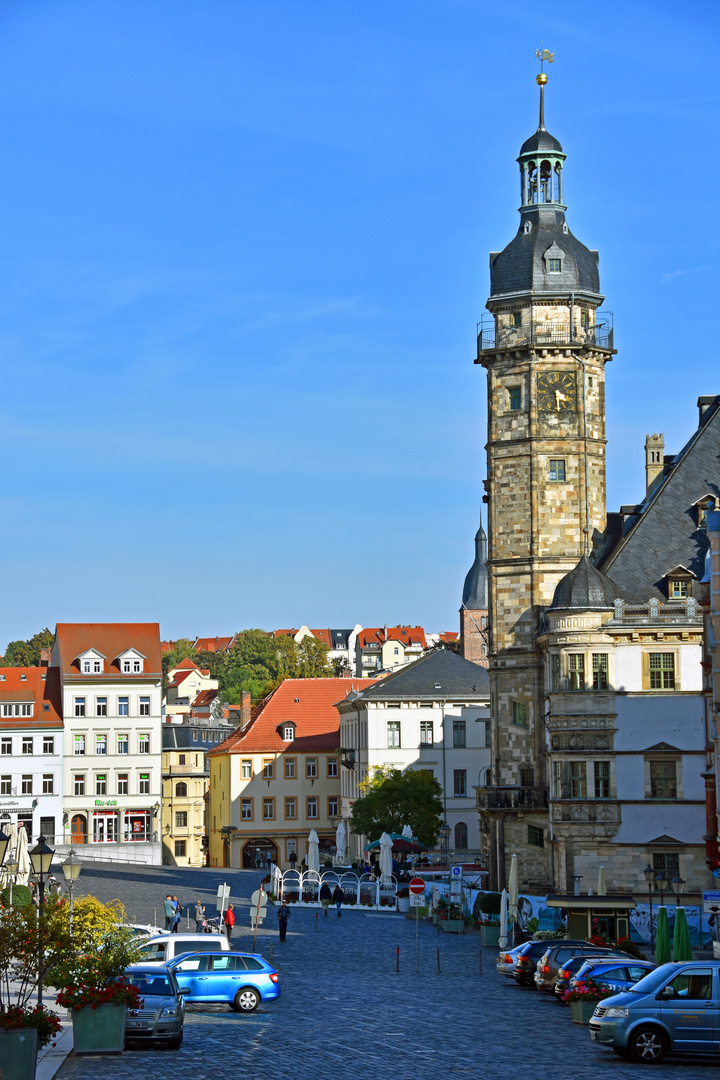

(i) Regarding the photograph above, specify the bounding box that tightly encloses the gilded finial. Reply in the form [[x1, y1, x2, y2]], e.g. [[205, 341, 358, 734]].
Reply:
[[534, 46, 554, 129]]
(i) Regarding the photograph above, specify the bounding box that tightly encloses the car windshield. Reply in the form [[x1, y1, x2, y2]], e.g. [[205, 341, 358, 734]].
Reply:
[[628, 966, 674, 995], [125, 974, 173, 996]]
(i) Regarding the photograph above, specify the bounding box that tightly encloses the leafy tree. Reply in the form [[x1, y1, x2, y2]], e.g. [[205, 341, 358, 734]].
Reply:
[[161, 638, 198, 684], [1, 628, 55, 667], [350, 768, 444, 847]]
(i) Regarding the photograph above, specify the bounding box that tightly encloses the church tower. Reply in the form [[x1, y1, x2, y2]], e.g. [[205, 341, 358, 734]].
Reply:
[[460, 513, 489, 667], [476, 59, 616, 890]]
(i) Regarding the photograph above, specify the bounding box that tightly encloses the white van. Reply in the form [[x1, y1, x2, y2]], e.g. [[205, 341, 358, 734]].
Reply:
[[138, 933, 231, 965]]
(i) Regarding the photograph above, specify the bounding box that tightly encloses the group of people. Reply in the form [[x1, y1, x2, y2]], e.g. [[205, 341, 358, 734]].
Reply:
[[163, 894, 184, 932]]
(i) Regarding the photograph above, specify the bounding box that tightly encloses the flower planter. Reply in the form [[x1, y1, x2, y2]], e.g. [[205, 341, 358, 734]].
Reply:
[[441, 919, 465, 934], [480, 924, 501, 947], [397, 896, 410, 913], [0, 1028, 38, 1080], [72, 1004, 127, 1053], [570, 1000, 599, 1025]]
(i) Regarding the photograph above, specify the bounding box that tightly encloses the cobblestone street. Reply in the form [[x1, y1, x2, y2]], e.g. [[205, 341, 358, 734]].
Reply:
[[53, 864, 720, 1080]]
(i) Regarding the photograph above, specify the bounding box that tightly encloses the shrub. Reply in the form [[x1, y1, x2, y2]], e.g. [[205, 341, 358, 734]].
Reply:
[[0, 1005, 62, 1047], [476, 892, 502, 916], [533, 928, 567, 940], [0, 885, 32, 908]]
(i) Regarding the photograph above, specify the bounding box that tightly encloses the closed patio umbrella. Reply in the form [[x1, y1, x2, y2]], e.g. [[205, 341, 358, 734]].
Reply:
[[597, 866, 606, 896], [15, 824, 30, 886], [401, 824, 413, 838], [379, 832, 393, 880], [498, 888, 509, 951], [1, 821, 17, 887], [307, 829, 320, 874], [672, 906, 692, 961], [656, 906, 671, 965], [508, 854, 519, 945], [335, 820, 346, 865]]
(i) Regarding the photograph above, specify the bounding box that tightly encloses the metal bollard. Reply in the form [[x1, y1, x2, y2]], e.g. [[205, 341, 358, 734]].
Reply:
[[478, 949, 483, 975], [396, 947, 400, 973], [270, 944, 274, 965], [436, 947, 441, 974], [315, 913, 318, 932]]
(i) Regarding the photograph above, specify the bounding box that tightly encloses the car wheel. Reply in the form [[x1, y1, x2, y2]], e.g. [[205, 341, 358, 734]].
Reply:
[[167, 1034, 182, 1050], [628, 1026, 668, 1064], [232, 988, 261, 1013]]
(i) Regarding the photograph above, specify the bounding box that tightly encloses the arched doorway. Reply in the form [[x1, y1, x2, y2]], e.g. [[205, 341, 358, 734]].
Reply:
[[242, 838, 279, 869], [454, 822, 468, 849], [71, 814, 87, 845]]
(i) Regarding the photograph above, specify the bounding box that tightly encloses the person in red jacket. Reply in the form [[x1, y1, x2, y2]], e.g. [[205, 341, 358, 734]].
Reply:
[[223, 903, 235, 941]]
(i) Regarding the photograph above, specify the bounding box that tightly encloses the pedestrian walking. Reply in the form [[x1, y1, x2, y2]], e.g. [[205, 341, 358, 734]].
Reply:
[[172, 895, 183, 933], [288, 850, 297, 869], [164, 894, 174, 931], [194, 900, 205, 933], [223, 903, 235, 941], [320, 882, 332, 916], [333, 884, 344, 917], [277, 900, 291, 942]]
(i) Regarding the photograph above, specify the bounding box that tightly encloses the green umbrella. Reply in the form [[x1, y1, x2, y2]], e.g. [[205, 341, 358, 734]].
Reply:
[[656, 906, 671, 965], [672, 906, 692, 961]]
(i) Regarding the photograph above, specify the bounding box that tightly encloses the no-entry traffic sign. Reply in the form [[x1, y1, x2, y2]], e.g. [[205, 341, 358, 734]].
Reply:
[[410, 877, 426, 895]]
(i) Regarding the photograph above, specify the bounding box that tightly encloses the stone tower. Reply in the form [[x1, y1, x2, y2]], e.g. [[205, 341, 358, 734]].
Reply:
[[476, 68, 616, 890], [460, 514, 489, 667]]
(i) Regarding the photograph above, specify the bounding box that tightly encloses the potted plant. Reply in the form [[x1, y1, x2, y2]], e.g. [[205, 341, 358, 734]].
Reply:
[[396, 888, 410, 914], [441, 903, 465, 934], [563, 978, 616, 1024], [433, 895, 448, 925], [476, 892, 503, 946]]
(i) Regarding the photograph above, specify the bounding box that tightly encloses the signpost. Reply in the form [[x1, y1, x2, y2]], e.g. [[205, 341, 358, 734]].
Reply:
[[251, 887, 268, 950], [216, 883, 230, 921], [410, 877, 425, 974]]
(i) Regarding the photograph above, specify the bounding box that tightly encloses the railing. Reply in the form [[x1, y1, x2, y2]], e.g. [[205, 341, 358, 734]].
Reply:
[[475, 785, 548, 811], [478, 323, 613, 354]]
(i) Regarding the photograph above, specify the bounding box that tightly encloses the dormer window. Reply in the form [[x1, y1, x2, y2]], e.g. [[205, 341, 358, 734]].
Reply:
[[282, 725, 296, 742], [116, 648, 145, 674], [547, 258, 561, 273], [694, 495, 716, 529], [523, 221, 531, 235], [76, 648, 105, 674], [665, 564, 693, 601], [668, 579, 688, 599], [543, 241, 565, 275]]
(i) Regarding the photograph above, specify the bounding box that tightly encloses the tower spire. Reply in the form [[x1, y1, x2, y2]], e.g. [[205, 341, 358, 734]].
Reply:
[[534, 46, 554, 132]]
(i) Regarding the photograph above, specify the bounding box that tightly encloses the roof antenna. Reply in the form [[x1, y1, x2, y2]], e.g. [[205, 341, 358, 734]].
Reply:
[[534, 44, 555, 131]]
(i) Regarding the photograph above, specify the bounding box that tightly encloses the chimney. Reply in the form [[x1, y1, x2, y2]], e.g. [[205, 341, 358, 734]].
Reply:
[[644, 433, 664, 498], [39, 648, 51, 667], [240, 690, 251, 728], [698, 395, 720, 427]]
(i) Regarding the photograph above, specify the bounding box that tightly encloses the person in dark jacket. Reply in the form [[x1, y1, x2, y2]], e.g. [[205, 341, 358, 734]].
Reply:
[[288, 851, 297, 869], [319, 882, 332, 915], [332, 884, 344, 917], [277, 900, 291, 941], [194, 900, 205, 933]]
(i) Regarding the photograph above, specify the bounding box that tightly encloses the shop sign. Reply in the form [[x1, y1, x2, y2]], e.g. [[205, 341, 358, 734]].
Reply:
[[0, 799, 34, 813], [94, 800, 119, 807]]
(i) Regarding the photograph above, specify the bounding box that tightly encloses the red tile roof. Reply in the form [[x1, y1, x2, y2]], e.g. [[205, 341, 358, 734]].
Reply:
[[208, 677, 375, 756], [357, 626, 427, 649], [160, 641, 175, 654], [191, 689, 218, 708], [193, 636, 235, 653], [172, 658, 202, 672], [438, 632, 459, 643], [55, 623, 162, 678], [0, 668, 63, 728]]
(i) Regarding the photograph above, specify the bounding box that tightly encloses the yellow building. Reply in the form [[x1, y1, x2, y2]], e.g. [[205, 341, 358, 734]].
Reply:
[[208, 678, 374, 869], [161, 723, 228, 866]]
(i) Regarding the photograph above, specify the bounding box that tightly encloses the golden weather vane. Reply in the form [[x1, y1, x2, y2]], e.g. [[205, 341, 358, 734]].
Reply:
[[535, 45, 555, 85]]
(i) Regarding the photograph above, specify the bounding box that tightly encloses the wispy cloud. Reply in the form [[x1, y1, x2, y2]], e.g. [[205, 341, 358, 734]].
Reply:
[[661, 266, 712, 283]]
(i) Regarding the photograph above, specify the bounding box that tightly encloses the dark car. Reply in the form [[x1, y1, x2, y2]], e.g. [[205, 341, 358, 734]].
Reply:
[[570, 959, 656, 996], [513, 940, 564, 986], [554, 952, 638, 1000], [535, 943, 633, 993], [124, 965, 188, 1049]]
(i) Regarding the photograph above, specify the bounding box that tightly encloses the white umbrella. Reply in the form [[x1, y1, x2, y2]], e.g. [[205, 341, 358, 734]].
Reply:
[[0, 821, 17, 887], [597, 866, 606, 896], [335, 821, 346, 865], [15, 824, 30, 886], [307, 829, 320, 874], [401, 824, 413, 838], [498, 888, 509, 950], [508, 853, 519, 944], [379, 832, 393, 880]]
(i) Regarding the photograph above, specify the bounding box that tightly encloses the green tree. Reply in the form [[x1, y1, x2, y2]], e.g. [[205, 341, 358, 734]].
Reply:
[[161, 638, 198, 684], [2, 628, 55, 666], [350, 768, 444, 847]]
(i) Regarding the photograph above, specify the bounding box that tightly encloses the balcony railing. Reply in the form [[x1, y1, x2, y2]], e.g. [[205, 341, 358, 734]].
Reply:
[[478, 322, 613, 354], [475, 785, 548, 811]]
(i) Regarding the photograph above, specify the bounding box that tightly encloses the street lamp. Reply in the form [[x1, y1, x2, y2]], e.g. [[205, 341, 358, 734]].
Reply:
[[438, 824, 450, 866], [61, 848, 82, 937], [643, 865, 655, 950], [29, 834, 55, 1008], [5, 859, 18, 907], [655, 869, 669, 908], [670, 875, 686, 906]]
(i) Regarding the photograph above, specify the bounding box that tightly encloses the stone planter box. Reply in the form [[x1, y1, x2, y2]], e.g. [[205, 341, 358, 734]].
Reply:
[[570, 1000, 599, 1025], [72, 1004, 127, 1054], [441, 919, 464, 934], [480, 924, 501, 947], [0, 1028, 38, 1080]]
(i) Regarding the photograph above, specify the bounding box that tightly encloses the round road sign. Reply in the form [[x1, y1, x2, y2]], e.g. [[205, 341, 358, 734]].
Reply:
[[409, 877, 426, 895]]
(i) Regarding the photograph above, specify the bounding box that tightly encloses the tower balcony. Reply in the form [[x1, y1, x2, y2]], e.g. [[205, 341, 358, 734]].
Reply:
[[476, 784, 548, 812], [477, 320, 613, 356]]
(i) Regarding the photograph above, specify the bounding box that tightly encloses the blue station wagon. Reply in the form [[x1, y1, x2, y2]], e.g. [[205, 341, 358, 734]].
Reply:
[[167, 951, 280, 1012], [589, 961, 720, 1063]]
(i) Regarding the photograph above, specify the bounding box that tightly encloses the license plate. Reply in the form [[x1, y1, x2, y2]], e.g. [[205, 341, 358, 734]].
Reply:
[[127, 1021, 147, 1029]]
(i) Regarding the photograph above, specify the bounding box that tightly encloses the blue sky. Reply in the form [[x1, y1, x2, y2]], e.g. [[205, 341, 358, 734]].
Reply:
[[0, 0, 717, 647]]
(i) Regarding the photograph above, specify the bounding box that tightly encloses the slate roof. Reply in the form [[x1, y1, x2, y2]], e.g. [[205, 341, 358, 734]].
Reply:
[[207, 678, 375, 756], [549, 556, 619, 611], [352, 648, 490, 701], [519, 126, 563, 155], [462, 517, 488, 609], [597, 397, 720, 602], [162, 724, 229, 750]]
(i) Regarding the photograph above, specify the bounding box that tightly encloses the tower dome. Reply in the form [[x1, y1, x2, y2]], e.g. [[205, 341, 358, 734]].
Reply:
[[549, 556, 619, 612], [462, 517, 488, 609]]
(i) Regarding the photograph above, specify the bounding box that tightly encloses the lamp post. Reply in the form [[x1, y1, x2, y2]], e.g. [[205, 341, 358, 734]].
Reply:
[[61, 848, 82, 937], [655, 869, 669, 908], [5, 858, 18, 907], [643, 865, 655, 950], [670, 875, 686, 907], [438, 824, 450, 866], [29, 834, 55, 1008]]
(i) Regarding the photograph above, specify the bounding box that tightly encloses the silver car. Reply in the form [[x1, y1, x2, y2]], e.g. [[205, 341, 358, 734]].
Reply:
[[124, 965, 188, 1049]]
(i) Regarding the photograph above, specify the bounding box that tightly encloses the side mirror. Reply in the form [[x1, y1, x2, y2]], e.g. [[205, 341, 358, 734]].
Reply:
[[178, 987, 190, 995], [658, 985, 676, 1000]]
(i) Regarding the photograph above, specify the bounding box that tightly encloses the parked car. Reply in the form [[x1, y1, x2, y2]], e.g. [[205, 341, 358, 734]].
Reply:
[[513, 941, 565, 986], [138, 933, 231, 965], [569, 958, 656, 997], [167, 951, 280, 1012], [589, 961, 720, 1063], [123, 965, 188, 1049], [535, 943, 633, 993], [554, 952, 638, 1000], [497, 944, 528, 979], [122, 923, 167, 940]]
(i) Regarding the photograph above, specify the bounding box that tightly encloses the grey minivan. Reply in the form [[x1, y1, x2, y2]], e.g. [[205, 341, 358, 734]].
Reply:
[[589, 961, 720, 1063]]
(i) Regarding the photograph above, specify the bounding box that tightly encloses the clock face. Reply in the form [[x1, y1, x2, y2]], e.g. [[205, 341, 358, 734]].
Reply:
[[537, 371, 577, 412]]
